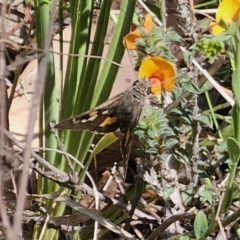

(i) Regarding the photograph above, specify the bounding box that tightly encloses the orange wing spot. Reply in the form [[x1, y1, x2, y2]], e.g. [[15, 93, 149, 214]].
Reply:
[[89, 111, 98, 116], [99, 116, 118, 127]]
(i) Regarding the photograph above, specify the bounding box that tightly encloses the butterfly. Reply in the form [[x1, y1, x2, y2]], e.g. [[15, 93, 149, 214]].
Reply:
[[55, 80, 151, 177]]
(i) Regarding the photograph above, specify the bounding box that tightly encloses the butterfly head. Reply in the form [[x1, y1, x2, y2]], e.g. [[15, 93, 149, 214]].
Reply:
[[132, 79, 151, 96]]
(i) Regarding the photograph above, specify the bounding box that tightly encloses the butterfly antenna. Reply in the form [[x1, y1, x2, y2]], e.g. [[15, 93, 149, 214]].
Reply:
[[124, 39, 138, 80]]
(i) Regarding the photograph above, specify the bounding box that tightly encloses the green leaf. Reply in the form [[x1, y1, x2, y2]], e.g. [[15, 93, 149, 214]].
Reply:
[[197, 18, 211, 31], [194, 211, 208, 239], [221, 125, 234, 141], [87, 133, 119, 163], [174, 148, 191, 164], [180, 77, 200, 94], [166, 29, 182, 42], [92, 0, 137, 107], [79, 132, 119, 230], [132, 12, 140, 25], [61, 1, 93, 120], [35, 0, 57, 169], [182, 49, 193, 66], [218, 140, 228, 153], [227, 137, 240, 164], [199, 81, 212, 93], [196, 114, 213, 129], [218, 18, 229, 31], [199, 186, 216, 206], [164, 187, 174, 199], [76, 0, 112, 114]]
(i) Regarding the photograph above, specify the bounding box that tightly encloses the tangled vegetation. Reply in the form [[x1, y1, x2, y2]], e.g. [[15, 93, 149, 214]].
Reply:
[[1, 0, 240, 239]]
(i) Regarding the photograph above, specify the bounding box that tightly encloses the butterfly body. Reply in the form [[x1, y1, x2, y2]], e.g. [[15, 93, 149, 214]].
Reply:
[[117, 81, 148, 133]]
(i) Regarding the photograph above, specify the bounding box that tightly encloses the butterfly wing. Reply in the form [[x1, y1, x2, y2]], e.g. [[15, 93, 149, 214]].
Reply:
[[55, 80, 149, 179], [55, 94, 121, 133]]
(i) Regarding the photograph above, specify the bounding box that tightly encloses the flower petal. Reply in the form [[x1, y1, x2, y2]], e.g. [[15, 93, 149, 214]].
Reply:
[[123, 14, 155, 49], [143, 14, 155, 31], [216, 0, 240, 22], [138, 57, 177, 93], [123, 30, 141, 49], [150, 78, 162, 94], [211, 0, 240, 34], [210, 22, 226, 35]]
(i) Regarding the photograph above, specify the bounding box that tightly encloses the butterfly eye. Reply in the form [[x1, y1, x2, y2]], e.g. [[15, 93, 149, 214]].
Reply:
[[133, 80, 139, 86]]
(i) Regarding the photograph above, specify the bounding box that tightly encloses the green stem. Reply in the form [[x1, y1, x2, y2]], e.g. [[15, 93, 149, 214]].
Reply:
[[232, 36, 240, 109], [217, 35, 240, 215], [204, 91, 223, 140]]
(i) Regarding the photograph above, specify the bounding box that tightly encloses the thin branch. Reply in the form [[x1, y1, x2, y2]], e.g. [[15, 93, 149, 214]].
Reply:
[[0, 0, 11, 234], [19, 45, 123, 67], [3, 128, 75, 183], [147, 213, 194, 240]]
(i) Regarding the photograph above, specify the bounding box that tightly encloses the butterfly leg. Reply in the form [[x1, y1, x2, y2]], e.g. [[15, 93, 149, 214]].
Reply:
[[120, 129, 134, 179]]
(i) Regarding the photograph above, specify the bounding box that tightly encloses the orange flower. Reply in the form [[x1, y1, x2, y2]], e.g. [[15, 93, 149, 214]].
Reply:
[[138, 57, 177, 94], [123, 14, 155, 50], [210, 0, 240, 35]]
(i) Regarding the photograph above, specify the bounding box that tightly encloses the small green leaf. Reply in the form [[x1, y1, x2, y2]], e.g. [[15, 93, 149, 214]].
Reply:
[[194, 211, 208, 239], [180, 78, 200, 94], [199, 189, 214, 205], [132, 12, 140, 25], [164, 186, 174, 199], [166, 30, 182, 42], [221, 125, 234, 141], [88, 133, 119, 162], [200, 138, 214, 146], [217, 140, 228, 153], [196, 114, 213, 129], [199, 81, 212, 93], [138, 27, 149, 38], [197, 18, 211, 31], [227, 137, 240, 164], [174, 148, 190, 164], [218, 18, 229, 31], [183, 49, 193, 66]]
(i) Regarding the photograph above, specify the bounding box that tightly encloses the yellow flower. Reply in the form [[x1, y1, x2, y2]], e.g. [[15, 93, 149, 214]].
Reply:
[[211, 0, 240, 35], [138, 57, 177, 94], [123, 14, 155, 50]]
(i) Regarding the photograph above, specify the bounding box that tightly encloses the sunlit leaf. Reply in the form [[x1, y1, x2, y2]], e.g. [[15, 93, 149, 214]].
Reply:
[[194, 211, 208, 239], [196, 114, 213, 129]]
